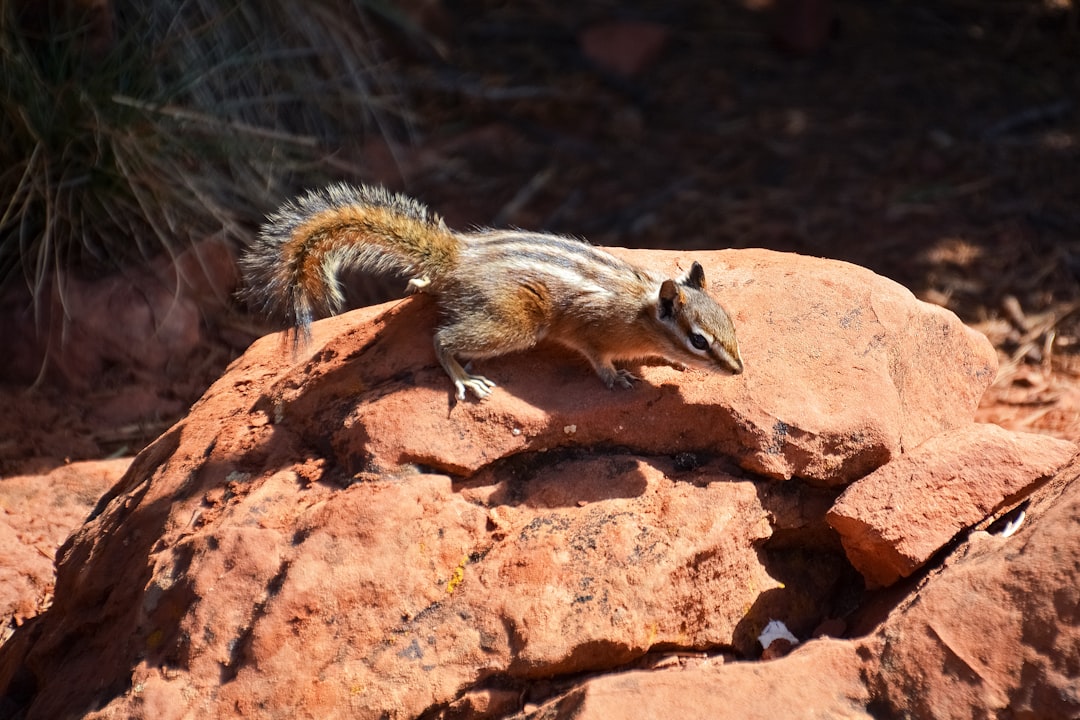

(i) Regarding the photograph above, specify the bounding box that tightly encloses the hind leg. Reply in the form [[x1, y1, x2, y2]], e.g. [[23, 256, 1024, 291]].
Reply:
[[433, 338, 497, 400], [433, 292, 548, 400]]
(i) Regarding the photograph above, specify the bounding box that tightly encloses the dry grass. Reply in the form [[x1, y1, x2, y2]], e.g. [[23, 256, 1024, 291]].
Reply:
[[0, 0, 411, 307]]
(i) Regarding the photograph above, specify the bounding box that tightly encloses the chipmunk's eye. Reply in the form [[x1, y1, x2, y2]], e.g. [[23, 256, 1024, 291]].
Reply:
[[689, 332, 709, 351]]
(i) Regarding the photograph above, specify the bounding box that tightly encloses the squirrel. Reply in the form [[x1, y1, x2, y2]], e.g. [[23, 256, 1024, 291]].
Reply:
[[240, 183, 744, 400]]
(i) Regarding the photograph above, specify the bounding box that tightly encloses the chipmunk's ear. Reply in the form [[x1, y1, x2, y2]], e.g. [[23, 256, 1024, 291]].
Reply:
[[678, 261, 707, 290], [658, 279, 683, 319]]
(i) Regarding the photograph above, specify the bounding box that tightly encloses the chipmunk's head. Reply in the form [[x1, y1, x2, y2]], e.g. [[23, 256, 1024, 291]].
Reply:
[[655, 261, 743, 375]]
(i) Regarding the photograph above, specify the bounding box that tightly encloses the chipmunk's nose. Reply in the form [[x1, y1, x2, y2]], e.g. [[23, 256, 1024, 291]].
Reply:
[[714, 345, 743, 375]]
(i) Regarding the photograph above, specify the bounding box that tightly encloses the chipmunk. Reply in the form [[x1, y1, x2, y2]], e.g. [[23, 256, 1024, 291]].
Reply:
[[240, 183, 743, 400]]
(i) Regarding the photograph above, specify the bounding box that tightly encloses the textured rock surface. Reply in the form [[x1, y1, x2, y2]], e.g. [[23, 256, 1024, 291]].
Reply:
[[491, 460, 1080, 720], [869, 456, 1080, 719], [0, 459, 130, 640], [521, 639, 873, 720], [0, 442, 849, 719], [2, 248, 1058, 720], [827, 424, 1077, 587], [275, 248, 996, 486]]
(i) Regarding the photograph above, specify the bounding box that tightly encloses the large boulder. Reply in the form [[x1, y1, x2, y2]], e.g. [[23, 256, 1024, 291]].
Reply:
[[271, 247, 997, 485], [1, 248, 1068, 720]]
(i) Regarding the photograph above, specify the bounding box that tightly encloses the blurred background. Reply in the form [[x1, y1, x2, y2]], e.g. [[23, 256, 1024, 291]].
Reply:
[[1, 0, 1077, 468]]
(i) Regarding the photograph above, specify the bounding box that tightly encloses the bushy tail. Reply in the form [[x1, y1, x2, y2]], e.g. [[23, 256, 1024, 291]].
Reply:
[[239, 183, 458, 333]]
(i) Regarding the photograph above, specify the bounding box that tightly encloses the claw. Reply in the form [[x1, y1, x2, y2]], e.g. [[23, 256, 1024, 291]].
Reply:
[[455, 374, 497, 401], [598, 366, 638, 390]]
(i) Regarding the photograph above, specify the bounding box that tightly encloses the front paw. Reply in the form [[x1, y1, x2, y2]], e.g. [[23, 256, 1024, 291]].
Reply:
[[600, 367, 638, 390]]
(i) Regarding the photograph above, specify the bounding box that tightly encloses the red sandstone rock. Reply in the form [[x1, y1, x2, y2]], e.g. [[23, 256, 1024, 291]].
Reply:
[[868, 456, 1080, 719], [826, 424, 1077, 587], [579, 21, 671, 78], [525, 640, 872, 719], [0, 459, 130, 640], [273, 248, 996, 486], [0, 237, 235, 388], [0, 249, 1025, 719], [477, 460, 1080, 719], [5, 443, 830, 718]]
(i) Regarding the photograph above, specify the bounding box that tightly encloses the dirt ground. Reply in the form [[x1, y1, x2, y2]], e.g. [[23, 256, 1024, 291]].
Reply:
[[1, 0, 1077, 474]]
